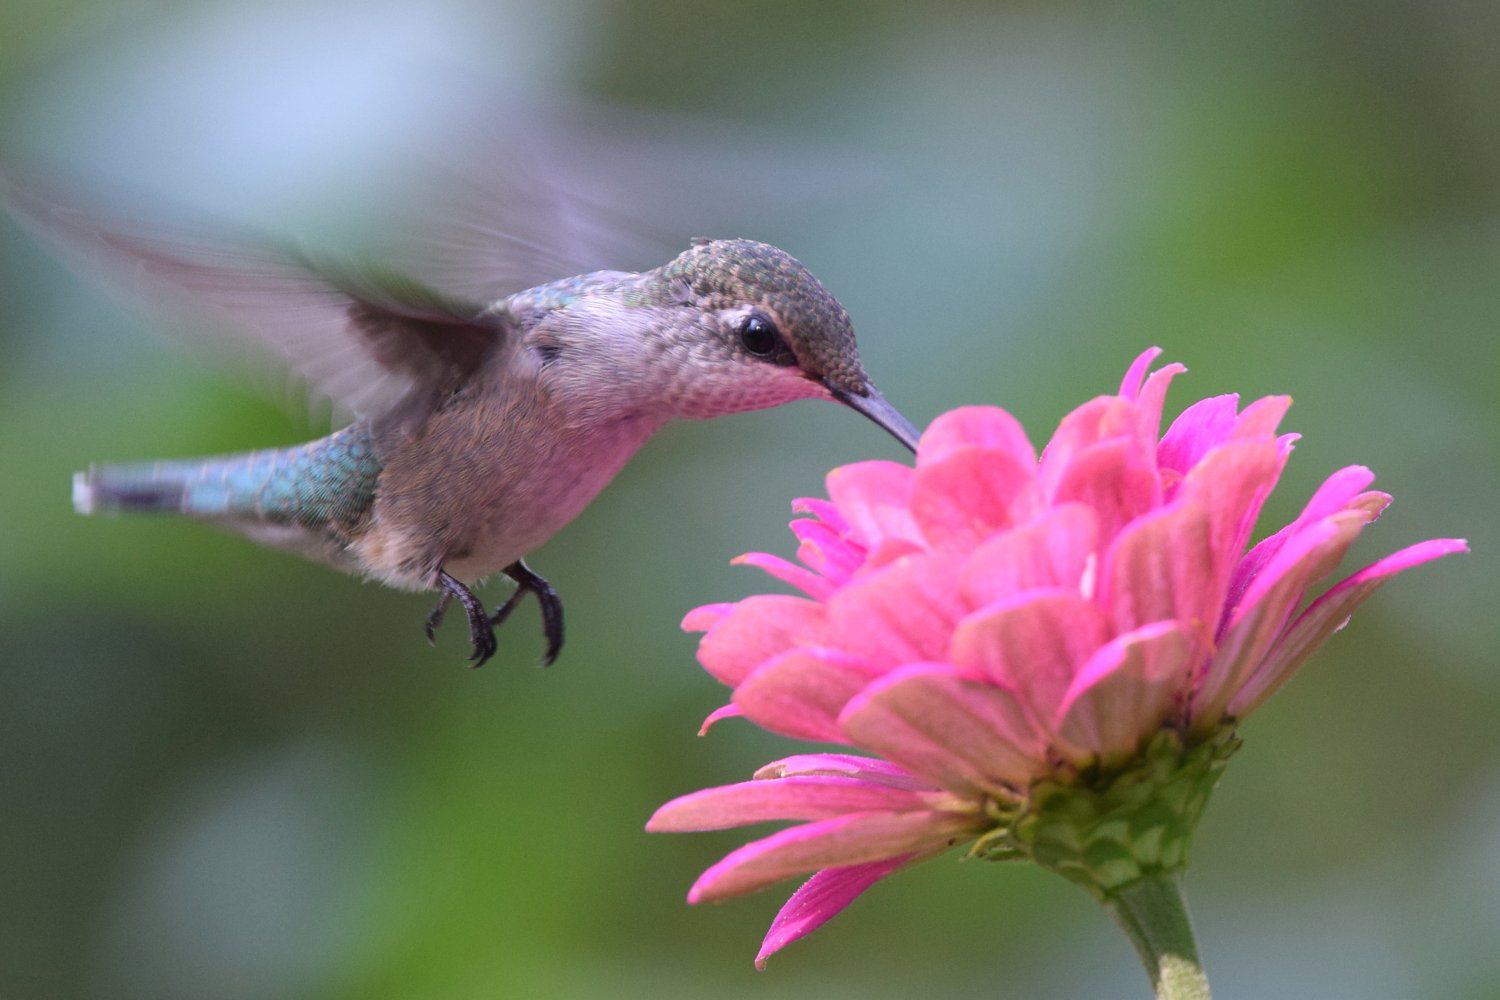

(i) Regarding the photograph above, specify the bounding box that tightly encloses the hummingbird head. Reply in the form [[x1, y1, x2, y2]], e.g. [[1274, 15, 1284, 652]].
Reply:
[[653, 238, 920, 451]]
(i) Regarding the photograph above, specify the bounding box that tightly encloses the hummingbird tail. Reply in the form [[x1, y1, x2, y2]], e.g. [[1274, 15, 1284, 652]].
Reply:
[[72, 427, 381, 532], [73, 467, 188, 515]]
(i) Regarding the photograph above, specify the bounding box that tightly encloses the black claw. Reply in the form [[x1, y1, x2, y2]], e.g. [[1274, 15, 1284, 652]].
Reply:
[[504, 560, 566, 666], [424, 593, 451, 646], [422, 563, 565, 668], [468, 626, 498, 667], [433, 570, 499, 668]]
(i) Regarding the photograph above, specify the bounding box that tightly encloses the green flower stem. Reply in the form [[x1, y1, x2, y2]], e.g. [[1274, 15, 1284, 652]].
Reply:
[[1105, 874, 1211, 1000]]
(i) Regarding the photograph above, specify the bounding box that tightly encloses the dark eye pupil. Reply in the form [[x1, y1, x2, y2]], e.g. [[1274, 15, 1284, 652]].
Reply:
[[740, 315, 778, 356]]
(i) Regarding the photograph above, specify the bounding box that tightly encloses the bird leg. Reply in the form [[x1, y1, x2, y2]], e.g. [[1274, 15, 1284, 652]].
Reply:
[[423, 592, 451, 644], [427, 570, 498, 667], [422, 562, 564, 668], [497, 560, 565, 666]]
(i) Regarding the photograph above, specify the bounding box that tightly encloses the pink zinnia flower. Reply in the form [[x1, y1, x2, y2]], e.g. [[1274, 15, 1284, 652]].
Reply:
[[649, 348, 1465, 971]]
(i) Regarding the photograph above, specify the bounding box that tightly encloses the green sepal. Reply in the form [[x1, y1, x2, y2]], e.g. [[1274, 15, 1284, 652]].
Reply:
[[969, 727, 1240, 900]]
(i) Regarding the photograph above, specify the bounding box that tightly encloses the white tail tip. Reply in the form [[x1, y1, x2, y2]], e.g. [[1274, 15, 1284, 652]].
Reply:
[[72, 470, 95, 515]]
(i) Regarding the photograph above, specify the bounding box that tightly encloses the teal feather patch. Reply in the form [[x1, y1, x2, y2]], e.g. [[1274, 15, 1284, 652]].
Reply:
[[79, 425, 382, 534]]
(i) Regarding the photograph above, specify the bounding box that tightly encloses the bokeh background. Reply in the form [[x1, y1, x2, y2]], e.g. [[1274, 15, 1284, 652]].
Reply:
[[2, 3, 1496, 998]]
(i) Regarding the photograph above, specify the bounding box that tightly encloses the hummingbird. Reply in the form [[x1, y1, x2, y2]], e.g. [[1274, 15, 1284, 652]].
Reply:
[[13, 182, 920, 667]]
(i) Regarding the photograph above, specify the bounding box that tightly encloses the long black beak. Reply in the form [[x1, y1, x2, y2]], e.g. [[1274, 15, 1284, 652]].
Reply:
[[827, 381, 921, 453]]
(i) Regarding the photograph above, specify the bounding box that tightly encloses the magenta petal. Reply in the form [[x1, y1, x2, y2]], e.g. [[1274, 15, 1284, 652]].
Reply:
[[790, 518, 866, 583], [1119, 346, 1164, 399], [699, 703, 742, 735], [755, 754, 931, 789], [1195, 510, 1373, 725], [1224, 465, 1378, 617], [792, 496, 851, 534], [838, 664, 1044, 796], [916, 406, 1037, 467], [910, 446, 1041, 548], [960, 503, 1099, 609], [950, 588, 1107, 718], [1228, 538, 1468, 717], [1158, 393, 1239, 477], [824, 461, 920, 549], [696, 595, 824, 686], [756, 855, 917, 969], [647, 776, 943, 832], [825, 552, 965, 668], [733, 648, 878, 743], [687, 810, 977, 903], [1055, 621, 1190, 766], [733, 552, 835, 600]]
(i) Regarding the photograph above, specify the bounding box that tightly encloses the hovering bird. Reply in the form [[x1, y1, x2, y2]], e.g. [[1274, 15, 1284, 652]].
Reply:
[[11, 180, 920, 667]]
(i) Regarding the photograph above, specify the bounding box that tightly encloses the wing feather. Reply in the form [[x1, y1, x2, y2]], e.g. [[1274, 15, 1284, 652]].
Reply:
[[4, 173, 506, 424]]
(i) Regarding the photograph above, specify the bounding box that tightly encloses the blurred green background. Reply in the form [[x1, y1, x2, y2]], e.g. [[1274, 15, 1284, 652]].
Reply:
[[2, 3, 1496, 998]]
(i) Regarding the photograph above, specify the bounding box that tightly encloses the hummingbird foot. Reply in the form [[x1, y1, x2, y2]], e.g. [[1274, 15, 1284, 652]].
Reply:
[[495, 560, 565, 667], [423, 593, 451, 644], [431, 570, 499, 667]]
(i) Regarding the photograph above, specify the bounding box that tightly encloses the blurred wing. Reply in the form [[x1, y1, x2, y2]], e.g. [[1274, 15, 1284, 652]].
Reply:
[[4, 173, 508, 425], [5, 95, 885, 420], [376, 95, 888, 303], [376, 115, 671, 304]]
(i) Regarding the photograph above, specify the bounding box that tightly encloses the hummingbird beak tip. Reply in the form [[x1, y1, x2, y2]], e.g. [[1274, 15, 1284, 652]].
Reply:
[[827, 381, 921, 454]]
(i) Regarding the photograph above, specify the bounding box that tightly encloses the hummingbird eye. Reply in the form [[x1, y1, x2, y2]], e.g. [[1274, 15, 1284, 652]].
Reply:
[[738, 312, 783, 358]]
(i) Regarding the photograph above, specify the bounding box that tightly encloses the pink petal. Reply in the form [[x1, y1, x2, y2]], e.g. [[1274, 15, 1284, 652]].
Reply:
[[1100, 500, 1215, 633], [824, 461, 921, 550], [909, 446, 1041, 549], [1055, 621, 1191, 766], [1232, 395, 1291, 440], [1047, 436, 1161, 545], [825, 552, 965, 669], [733, 551, 835, 600], [837, 664, 1044, 797], [790, 518, 866, 583], [733, 648, 879, 743], [1194, 510, 1375, 725], [647, 776, 943, 832], [950, 589, 1108, 718], [1119, 346, 1164, 399], [792, 497, 850, 534], [756, 855, 919, 968], [1158, 394, 1239, 478], [699, 703, 742, 735], [960, 503, 1099, 609], [754, 754, 931, 789], [1282, 464, 1379, 529], [687, 810, 978, 903], [682, 603, 733, 632], [1134, 361, 1188, 442], [695, 595, 825, 687], [1224, 465, 1377, 618], [1039, 396, 1139, 498], [916, 406, 1036, 467], [864, 537, 927, 569], [1176, 439, 1287, 575], [1227, 538, 1468, 717], [1347, 491, 1394, 519]]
